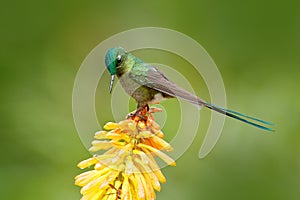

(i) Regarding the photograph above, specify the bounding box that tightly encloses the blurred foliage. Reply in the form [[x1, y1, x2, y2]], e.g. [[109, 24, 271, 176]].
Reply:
[[1, 0, 300, 199]]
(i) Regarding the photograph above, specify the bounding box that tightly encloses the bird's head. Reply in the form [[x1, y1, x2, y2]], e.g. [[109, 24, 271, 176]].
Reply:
[[105, 47, 127, 93]]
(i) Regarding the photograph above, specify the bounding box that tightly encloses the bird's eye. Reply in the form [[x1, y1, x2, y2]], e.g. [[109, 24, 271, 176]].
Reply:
[[116, 55, 122, 65]]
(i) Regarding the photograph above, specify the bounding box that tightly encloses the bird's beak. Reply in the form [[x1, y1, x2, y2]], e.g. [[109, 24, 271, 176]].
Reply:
[[109, 75, 115, 93]]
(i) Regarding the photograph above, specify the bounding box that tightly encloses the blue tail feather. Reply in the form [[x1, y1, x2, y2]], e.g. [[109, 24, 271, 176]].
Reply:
[[204, 103, 274, 132], [209, 103, 274, 126]]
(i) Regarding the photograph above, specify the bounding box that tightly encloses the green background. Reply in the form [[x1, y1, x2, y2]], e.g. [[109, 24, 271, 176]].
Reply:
[[1, 0, 299, 199]]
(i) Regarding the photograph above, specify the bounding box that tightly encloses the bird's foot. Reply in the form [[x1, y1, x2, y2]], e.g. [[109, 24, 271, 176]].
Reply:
[[126, 105, 162, 122], [126, 112, 147, 121], [126, 105, 148, 122], [126, 112, 135, 119]]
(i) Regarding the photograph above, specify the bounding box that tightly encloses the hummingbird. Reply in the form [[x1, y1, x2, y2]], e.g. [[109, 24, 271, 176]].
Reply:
[[105, 47, 274, 131]]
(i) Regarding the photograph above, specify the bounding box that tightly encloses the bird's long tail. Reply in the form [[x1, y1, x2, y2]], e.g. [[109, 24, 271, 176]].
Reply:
[[203, 102, 274, 131], [151, 79, 274, 131]]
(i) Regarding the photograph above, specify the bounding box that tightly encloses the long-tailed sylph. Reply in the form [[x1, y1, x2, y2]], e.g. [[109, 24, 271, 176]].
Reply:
[[105, 47, 273, 131]]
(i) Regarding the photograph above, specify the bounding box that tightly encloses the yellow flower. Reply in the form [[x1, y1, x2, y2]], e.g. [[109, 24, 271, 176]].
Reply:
[[75, 108, 175, 200]]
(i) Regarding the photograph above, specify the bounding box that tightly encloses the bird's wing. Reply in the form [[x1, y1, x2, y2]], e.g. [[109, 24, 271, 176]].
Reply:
[[129, 63, 205, 106]]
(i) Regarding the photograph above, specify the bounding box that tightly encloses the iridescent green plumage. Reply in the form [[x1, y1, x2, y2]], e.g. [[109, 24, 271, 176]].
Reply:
[[105, 47, 274, 131]]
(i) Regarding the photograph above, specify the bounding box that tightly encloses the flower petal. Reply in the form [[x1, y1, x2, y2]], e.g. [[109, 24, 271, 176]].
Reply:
[[138, 143, 176, 166], [77, 157, 98, 169], [104, 122, 120, 130], [89, 140, 113, 151]]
